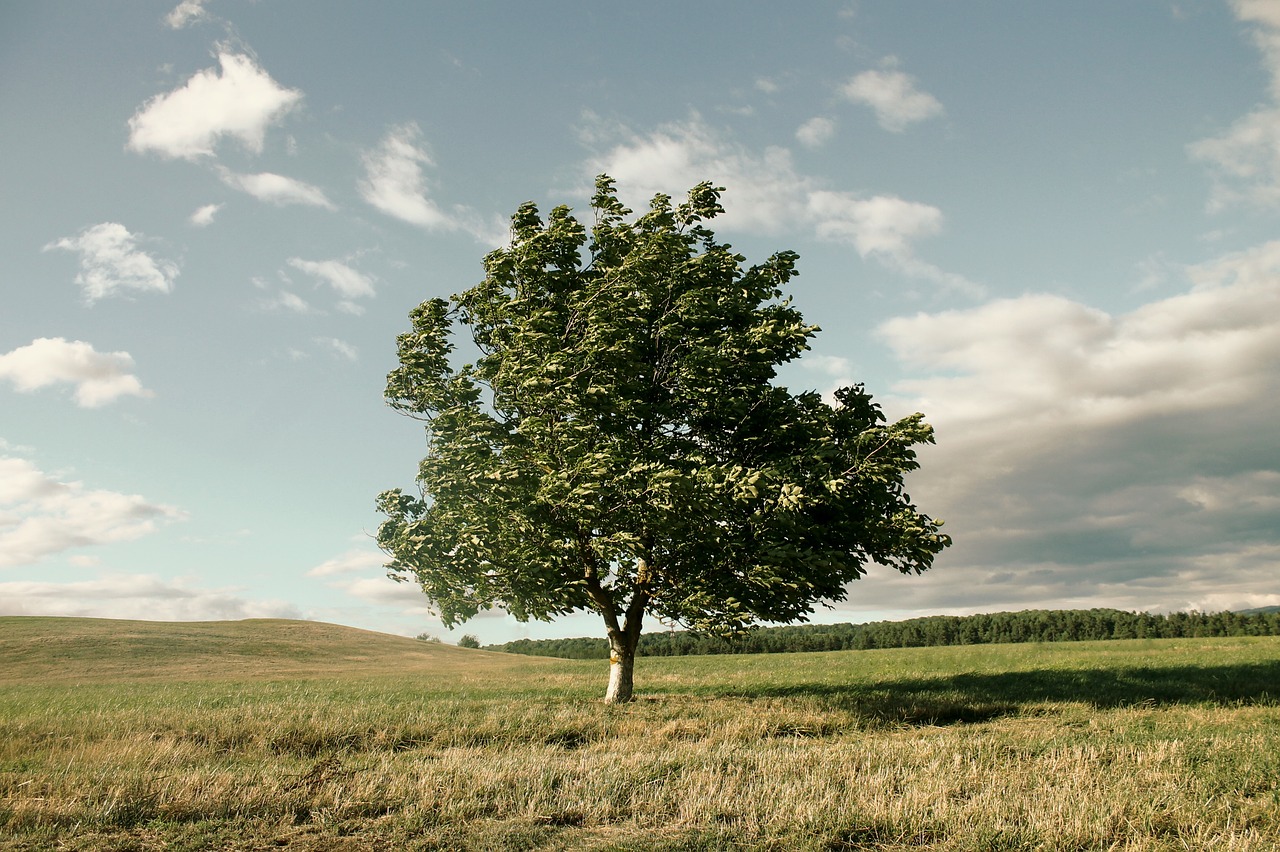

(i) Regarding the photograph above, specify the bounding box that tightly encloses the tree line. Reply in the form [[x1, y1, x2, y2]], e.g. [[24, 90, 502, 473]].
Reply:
[[486, 608, 1280, 659]]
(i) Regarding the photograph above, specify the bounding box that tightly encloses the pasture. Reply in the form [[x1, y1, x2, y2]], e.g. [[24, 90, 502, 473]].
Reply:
[[1, 617, 1278, 850]]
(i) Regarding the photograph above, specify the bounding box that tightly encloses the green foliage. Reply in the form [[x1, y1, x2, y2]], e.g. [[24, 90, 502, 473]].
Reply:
[[491, 608, 1280, 659], [377, 176, 949, 695], [457, 633, 481, 649]]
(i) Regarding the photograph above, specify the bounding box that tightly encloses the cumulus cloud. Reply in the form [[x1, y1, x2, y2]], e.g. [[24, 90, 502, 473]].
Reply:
[[0, 338, 152, 407], [583, 113, 981, 295], [127, 51, 302, 160], [1189, 2, 1280, 210], [45, 223, 178, 303], [0, 455, 186, 569], [849, 240, 1280, 617], [840, 60, 944, 132], [0, 573, 301, 621]]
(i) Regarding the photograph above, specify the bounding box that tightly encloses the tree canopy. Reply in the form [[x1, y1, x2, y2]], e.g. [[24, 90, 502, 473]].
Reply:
[[377, 176, 951, 701]]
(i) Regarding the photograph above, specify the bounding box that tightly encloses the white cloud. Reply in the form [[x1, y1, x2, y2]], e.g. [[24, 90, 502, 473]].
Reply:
[[807, 191, 942, 256], [584, 114, 981, 295], [286, 257, 375, 301], [315, 337, 359, 361], [0, 338, 152, 407], [796, 116, 836, 149], [795, 352, 857, 404], [582, 112, 806, 233], [1189, 107, 1280, 210], [1189, 2, 1280, 210], [45, 222, 178, 303], [308, 547, 385, 577], [853, 240, 1280, 617], [840, 61, 944, 132], [309, 544, 434, 613], [262, 290, 314, 314], [219, 169, 334, 209], [190, 203, 222, 226], [127, 51, 302, 160], [359, 122, 451, 228], [357, 123, 512, 244], [806, 190, 982, 295], [0, 573, 300, 621], [165, 0, 209, 29], [803, 353, 855, 378], [0, 455, 186, 569]]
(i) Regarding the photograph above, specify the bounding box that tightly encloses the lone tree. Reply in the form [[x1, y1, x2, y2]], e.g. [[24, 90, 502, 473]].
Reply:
[[377, 176, 951, 703]]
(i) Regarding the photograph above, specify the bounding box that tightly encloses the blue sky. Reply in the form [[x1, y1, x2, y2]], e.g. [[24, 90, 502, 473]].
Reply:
[[3, 1, 1279, 644]]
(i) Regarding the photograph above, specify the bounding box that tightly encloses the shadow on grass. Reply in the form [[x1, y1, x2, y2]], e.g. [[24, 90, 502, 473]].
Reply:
[[734, 661, 1280, 726]]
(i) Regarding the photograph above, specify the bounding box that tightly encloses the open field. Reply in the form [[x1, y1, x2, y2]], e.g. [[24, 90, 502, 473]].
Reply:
[[2, 617, 1278, 850]]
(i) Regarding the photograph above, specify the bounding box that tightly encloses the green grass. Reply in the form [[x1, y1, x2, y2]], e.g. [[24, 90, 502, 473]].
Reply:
[[2, 617, 1278, 850]]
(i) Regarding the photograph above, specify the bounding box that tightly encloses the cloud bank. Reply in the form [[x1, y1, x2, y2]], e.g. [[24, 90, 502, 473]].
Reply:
[[0, 573, 301, 621], [862, 240, 1280, 617]]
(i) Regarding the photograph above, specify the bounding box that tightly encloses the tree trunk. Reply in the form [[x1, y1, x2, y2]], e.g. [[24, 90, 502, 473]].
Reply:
[[604, 632, 637, 704], [588, 556, 649, 704]]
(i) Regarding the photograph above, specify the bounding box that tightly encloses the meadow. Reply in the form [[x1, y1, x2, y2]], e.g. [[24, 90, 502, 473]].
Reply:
[[1, 616, 1278, 850]]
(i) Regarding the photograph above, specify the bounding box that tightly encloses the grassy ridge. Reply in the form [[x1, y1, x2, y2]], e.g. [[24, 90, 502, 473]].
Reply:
[[0, 616, 545, 683], [2, 618, 1279, 850]]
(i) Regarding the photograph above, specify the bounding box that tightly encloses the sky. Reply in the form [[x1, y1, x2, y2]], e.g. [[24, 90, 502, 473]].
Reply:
[[2, 0, 1279, 645]]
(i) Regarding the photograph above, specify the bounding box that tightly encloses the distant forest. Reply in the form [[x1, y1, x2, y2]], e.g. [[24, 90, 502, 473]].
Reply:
[[487, 608, 1280, 659]]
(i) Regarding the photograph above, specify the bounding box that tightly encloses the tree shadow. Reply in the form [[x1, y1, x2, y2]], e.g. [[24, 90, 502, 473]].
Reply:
[[734, 660, 1280, 726]]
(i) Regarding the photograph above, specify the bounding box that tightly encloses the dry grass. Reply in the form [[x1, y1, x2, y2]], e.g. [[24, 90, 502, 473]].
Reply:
[[1, 618, 1278, 850]]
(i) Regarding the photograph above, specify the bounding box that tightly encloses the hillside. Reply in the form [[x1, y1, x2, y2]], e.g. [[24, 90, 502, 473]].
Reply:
[[0, 616, 539, 684]]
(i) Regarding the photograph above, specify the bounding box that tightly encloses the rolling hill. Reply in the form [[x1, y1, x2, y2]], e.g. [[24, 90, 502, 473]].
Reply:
[[0, 616, 537, 684]]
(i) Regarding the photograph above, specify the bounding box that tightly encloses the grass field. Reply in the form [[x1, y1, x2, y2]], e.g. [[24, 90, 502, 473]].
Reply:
[[1, 617, 1278, 850]]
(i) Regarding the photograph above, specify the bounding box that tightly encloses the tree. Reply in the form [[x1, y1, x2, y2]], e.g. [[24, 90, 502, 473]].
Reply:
[[376, 176, 951, 703], [457, 634, 481, 649]]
